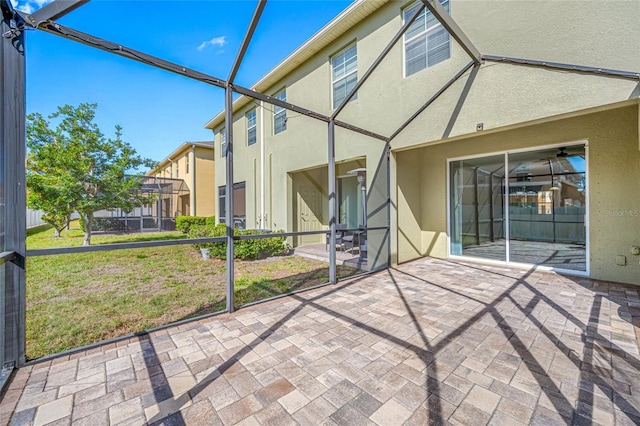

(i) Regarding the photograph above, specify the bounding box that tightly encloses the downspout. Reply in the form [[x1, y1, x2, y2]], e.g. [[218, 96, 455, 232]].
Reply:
[[190, 145, 196, 216], [260, 101, 265, 228]]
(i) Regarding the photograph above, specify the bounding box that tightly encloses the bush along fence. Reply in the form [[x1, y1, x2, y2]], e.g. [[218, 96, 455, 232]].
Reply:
[[186, 223, 288, 260], [176, 215, 216, 234]]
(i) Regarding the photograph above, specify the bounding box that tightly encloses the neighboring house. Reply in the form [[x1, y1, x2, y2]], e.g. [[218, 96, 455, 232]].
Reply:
[[205, 0, 640, 285], [148, 141, 215, 218]]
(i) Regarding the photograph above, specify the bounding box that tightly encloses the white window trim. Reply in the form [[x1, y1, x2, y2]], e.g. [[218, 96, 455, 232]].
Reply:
[[402, 0, 450, 78], [247, 109, 257, 146], [273, 89, 286, 135], [221, 128, 227, 157], [331, 43, 357, 110]]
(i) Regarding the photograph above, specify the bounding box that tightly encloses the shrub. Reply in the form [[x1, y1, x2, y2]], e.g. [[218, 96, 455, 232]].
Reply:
[[187, 224, 225, 257], [188, 224, 287, 260], [235, 229, 288, 260], [205, 216, 216, 226], [176, 216, 207, 233]]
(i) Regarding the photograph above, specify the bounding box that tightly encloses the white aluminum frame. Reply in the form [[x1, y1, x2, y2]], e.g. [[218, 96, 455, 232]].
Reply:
[[446, 139, 590, 277]]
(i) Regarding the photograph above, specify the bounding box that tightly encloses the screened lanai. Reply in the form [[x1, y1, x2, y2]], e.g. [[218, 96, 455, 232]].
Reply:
[[92, 176, 190, 233], [1, 0, 639, 390]]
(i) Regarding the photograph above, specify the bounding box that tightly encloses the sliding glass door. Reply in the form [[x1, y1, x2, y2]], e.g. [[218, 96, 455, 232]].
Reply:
[[508, 146, 586, 270], [449, 145, 587, 272], [450, 154, 506, 261]]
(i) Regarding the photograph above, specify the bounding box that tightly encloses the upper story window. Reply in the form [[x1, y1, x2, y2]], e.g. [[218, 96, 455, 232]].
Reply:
[[247, 109, 257, 146], [403, 0, 450, 77], [332, 43, 357, 109], [175, 161, 179, 178], [221, 128, 227, 157], [185, 153, 190, 174], [273, 89, 287, 135]]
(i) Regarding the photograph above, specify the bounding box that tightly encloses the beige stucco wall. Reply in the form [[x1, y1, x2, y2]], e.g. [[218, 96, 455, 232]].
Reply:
[[213, 0, 638, 193], [149, 145, 215, 217], [194, 146, 215, 217], [214, 107, 389, 233], [210, 0, 639, 280], [395, 103, 640, 285]]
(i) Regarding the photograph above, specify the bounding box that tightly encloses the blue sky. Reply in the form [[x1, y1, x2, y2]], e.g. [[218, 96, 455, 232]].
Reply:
[[12, 0, 351, 163]]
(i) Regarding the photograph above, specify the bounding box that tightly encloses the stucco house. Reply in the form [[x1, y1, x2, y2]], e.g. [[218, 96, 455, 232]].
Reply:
[[147, 141, 216, 218], [205, 0, 640, 285]]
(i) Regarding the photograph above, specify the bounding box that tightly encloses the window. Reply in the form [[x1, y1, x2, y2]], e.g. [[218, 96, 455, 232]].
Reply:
[[175, 161, 179, 178], [185, 154, 189, 174], [403, 0, 450, 77], [332, 44, 357, 109], [537, 191, 553, 215], [218, 182, 247, 229], [247, 109, 257, 146], [220, 128, 227, 157], [273, 89, 286, 134], [218, 186, 225, 219]]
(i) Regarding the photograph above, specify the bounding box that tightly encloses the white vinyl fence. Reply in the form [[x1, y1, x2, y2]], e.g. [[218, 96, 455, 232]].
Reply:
[[26, 209, 45, 229], [26, 209, 80, 229]]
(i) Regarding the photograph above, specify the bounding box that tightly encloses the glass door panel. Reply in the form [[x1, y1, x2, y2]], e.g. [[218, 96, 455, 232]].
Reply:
[[450, 154, 506, 261], [508, 146, 586, 271], [338, 176, 361, 229]]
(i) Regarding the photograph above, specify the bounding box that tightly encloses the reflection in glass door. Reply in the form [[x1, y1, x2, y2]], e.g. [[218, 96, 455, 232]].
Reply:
[[450, 145, 587, 272], [508, 146, 586, 270], [338, 176, 361, 229], [450, 155, 506, 261]]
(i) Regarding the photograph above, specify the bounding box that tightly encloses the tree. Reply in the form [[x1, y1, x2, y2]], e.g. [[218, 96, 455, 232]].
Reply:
[[26, 103, 156, 245]]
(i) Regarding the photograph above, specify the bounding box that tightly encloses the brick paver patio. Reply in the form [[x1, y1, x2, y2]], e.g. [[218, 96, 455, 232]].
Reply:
[[2, 257, 639, 425]]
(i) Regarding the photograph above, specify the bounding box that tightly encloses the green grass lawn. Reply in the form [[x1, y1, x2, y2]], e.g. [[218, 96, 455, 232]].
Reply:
[[26, 221, 359, 360]]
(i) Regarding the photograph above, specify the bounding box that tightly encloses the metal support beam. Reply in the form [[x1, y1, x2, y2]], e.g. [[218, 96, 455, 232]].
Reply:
[[1, 0, 26, 369], [233, 83, 389, 141], [25, 0, 88, 26], [224, 85, 235, 313], [28, 17, 389, 143], [328, 120, 337, 284], [228, 0, 266, 83], [30, 20, 227, 89], [232, 83, 328, 123], [389, 60, 474, 141], [482, 55, 640, 81], [332, 4, 427, 119], [333, 119, 389, 142], [421, 0, 481, 64]]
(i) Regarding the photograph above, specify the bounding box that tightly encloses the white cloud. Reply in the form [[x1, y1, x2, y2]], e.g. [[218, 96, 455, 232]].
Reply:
[[10, 0, 53, 14], [197, 36, 227, 52]]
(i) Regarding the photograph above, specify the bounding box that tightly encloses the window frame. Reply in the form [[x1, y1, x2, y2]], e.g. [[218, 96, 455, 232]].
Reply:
[[402, 0, 451, 78], [273, 89, 287, 135], [220, 127, 227, 158], [185, 153, 189, 174], [331, 42, 358, 110], [247, 109, 257, 146], [218, 182, 247, 229]]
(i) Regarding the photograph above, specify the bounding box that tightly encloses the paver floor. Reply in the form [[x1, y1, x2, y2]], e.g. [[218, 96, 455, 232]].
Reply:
[[3, 257, 640, 425]]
